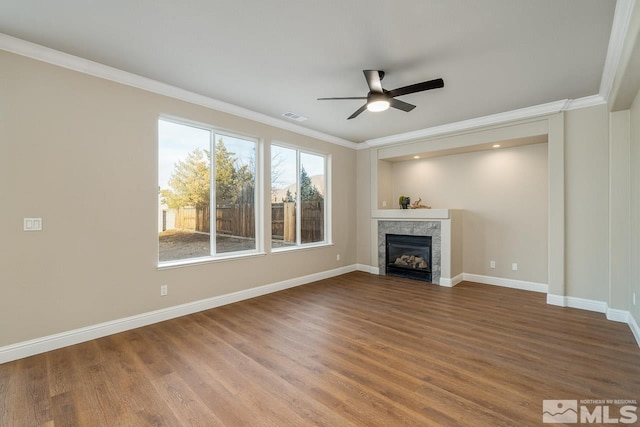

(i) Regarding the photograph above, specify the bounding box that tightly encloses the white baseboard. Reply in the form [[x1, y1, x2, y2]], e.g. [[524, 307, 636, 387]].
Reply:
[[567, 296, 608, 313], [439, 273, 463, 287], [629, 313, 640, 347], [0, 264, 357, 364], [546, 294, 640, 349], [356, 264, 374, 273], [547, 293, 607, 313], [606, 308, 629, 323], [546, 294, 567, 307], [463, 273, 548, 293], [439, 278, 453, 287]]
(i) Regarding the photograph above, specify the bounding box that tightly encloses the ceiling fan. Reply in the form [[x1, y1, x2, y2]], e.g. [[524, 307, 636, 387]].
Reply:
[[318, 70, 445, 120]]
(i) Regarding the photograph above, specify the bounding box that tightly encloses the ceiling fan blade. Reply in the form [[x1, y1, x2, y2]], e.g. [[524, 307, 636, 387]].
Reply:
[[390, 98, 416, 112], [363, 70, 384, 93], [317, 97, 367, 100], [347, 104, 368, 120], [388, 78, 444, 98]]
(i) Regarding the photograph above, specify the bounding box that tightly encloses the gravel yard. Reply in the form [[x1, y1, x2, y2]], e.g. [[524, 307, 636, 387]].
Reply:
[[159, 230, 293, 262]]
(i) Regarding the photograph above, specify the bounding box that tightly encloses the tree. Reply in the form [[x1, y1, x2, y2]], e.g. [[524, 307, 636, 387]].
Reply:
[[270, 149, 287, 202], [216, 138, 255, 205], [215, 139, 239, 205], [300, 166, 323, 202], [282, 189, 294, 203], [162, 140, 255, 210], [235, 152, 255, 204], [160, 148, 210, 209]]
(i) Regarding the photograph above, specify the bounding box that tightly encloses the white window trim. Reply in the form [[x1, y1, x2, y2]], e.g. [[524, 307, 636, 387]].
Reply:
[[158, 115, 263, 266], [270, 142, 332, 252], [158, 251, 267, 270]]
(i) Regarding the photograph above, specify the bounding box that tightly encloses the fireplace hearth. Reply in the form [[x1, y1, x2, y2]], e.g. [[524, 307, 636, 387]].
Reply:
[[385, 234, 432, 282]]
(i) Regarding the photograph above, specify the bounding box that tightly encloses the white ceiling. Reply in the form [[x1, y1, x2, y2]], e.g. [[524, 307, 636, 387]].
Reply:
[[0, 0, 617, 143]]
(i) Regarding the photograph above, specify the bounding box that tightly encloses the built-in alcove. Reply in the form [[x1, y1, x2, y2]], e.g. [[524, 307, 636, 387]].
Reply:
[[368, 116, 562, 293]]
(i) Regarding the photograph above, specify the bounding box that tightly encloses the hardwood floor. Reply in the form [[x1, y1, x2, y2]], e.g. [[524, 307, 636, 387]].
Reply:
[[2, 271, 639, 426]]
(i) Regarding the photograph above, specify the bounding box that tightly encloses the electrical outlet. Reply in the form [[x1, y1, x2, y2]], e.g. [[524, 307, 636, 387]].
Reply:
[[490, 260, 495, 269], [160, 285, 168, 296], [337, 254, 340, 261], [382, 201, 387, 207], [512, 263, 518, 271]]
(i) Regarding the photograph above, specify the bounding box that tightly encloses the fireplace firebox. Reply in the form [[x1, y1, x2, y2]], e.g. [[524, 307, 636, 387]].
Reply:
[[385, 234, 432, 282]]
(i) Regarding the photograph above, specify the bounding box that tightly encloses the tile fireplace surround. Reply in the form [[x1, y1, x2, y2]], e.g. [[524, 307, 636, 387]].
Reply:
[[378, 220, 441, 284], [372, 209, 462, 287]]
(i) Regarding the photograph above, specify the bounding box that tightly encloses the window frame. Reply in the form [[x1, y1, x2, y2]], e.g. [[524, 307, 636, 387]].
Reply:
[[158, 115, 263, 268], [270, 142, 332, 252]]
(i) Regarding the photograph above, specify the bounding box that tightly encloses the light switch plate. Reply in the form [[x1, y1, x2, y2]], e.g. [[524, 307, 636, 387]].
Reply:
[[24, 218, 42, 231]]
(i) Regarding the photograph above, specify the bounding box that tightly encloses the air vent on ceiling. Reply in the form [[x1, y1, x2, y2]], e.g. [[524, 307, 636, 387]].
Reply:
[[282, 112, 308, 122]]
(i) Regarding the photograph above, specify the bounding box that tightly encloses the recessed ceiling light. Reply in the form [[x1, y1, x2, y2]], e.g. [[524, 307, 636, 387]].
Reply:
[[413, 155, 420, 159], [492, 144, 501, 148]]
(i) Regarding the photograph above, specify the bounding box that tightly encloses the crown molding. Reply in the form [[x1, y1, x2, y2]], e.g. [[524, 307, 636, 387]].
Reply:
[[363, 100, 570, 148], [360, 93, 610, 149], [565, 95, 607, 110], [0, 33, 359, 150], [599, 0, 636, 101]]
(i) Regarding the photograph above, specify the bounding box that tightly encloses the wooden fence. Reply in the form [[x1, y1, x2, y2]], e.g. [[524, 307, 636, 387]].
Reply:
[[271, 203, 285, 240], [173, 202, 323, 243], [216, 204, 255, 237], [175, 206, 209, 232], [300, 201, 324, 243]]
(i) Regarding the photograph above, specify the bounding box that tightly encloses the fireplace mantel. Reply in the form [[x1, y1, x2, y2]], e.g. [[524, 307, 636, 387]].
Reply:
[[373, 209, 450, 219]]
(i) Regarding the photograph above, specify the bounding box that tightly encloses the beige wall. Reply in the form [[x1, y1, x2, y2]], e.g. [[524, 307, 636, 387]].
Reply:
[[377, 159, 393, 209], [630, 88, 640, 322], [391, 143, 549, 284], [609, 110, 631, 310], [564, 104, 610, 301], [356, 149, 372, 265], [0, 50, 356, 346]]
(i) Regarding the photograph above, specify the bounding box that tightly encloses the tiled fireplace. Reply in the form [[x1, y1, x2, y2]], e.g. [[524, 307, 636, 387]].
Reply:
[[372, 209, 462, 287], [378, 221, 441, 284]]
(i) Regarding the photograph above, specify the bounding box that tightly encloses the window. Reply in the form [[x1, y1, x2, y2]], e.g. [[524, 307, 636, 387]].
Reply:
[[271, 144, 328, 249], [158, 118, 259, 264]]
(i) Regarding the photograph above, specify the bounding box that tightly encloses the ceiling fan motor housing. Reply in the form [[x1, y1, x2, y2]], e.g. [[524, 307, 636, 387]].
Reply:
[[368, 92, 389, 103]]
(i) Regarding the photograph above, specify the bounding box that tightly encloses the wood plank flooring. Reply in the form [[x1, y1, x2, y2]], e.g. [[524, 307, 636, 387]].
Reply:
[[1, 271, 639, 426]]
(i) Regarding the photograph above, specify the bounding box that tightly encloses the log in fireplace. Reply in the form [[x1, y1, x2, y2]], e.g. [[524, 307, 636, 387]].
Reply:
[[385, 234, 432, 282]]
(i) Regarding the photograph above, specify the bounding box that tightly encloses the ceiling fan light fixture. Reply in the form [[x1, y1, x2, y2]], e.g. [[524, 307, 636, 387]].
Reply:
[[367, 95, 390, 112]]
